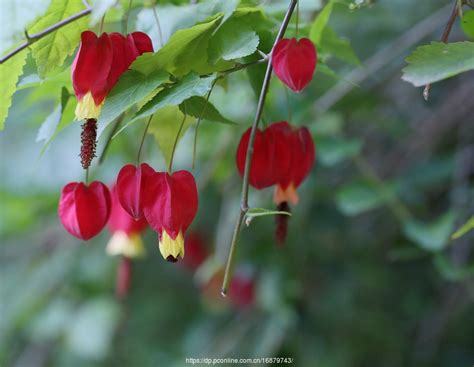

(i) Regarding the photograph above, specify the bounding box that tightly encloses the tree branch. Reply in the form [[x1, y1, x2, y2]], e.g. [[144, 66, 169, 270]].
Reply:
[[221, 0, 298, 296], [0, 0, 92, 64]]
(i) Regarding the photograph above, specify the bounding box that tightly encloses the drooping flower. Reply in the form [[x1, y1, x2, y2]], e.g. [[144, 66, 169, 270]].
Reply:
[[143, 170, 198, 262], [271, 122, 315, 206], [106, 185, 148, 258], [116, 163, 156, 220], [72, 31, 153, 120], [272, 38, 317, 92], [58, 181, 111, 240]]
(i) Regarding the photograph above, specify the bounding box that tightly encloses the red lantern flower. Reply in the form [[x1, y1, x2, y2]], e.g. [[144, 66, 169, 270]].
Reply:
[[58, 181, 111, 240], [271, 122, 315, 206], [116, 163, 156, 220], [106, 185, 148, 258], [143, 170, 198, 262], [272, 38, 317, 93], [72, 31, 153, 120]]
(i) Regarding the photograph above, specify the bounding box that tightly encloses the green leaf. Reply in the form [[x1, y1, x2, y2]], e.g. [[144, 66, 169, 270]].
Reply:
[[335, 181, 395, 216], [246, 208, 292, 218], [451, 216, 474, 240], [179, 96, 236, 125], [148, 106, 195, 166], [433, 253, 474, 281], [135, 73, 217, 120], [132, 14, 231, 77], [403, 211, 456, 252], [461, 10, 474, 39], [309, 0, 334, 45], [317, 137, 362, 166], [320, 27, 360, 65], [29, 0, 89, 78], [0, 50, 28, 130], [97, 69, 169, 136], [402, 41, 474, 87]]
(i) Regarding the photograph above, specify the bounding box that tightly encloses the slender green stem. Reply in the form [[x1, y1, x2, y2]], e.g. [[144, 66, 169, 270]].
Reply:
[[99, 13, 106, 33], [136, 115, 153, 165], [85, 168, 89, 184], [168, 108, 187, 173], [98, 114, 125, 165], [221, 0, 298, 296], [192, 80, 217, 169], [295, 0, 299, 37], [124, 0, 133, 34]]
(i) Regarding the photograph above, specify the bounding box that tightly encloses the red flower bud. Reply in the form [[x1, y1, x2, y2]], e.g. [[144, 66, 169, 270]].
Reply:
[[143, 170, 198, 262], [116, 163, 156, 220], [58, 181, 111, 240], [72, 31, 153, 120], [272, 38, 317, 93]]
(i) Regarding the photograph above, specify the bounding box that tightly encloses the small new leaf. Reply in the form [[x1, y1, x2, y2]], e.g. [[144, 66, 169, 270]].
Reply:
[[179, 96, 236, 125], [246, 208, 292, 218]]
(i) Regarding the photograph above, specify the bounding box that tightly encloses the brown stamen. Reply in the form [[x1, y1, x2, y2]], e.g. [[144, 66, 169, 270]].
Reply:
[[80, 118, 97, 169]]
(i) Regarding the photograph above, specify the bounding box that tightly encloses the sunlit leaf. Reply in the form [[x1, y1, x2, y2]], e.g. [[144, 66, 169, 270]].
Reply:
[[451, 216, 474, 240]]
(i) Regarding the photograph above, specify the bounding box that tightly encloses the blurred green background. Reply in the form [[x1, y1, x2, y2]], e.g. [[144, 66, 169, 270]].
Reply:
[[1, 0, 473, 366]]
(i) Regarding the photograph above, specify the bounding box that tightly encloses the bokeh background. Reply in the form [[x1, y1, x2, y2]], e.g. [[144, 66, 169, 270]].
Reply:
[[1, 0, 473, 366]]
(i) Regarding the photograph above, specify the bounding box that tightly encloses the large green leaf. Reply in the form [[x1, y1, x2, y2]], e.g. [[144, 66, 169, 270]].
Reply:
[[135, 73, 217, 120], [403, 211, 456, 252], [132, 14, 231, 77], [0, 50, 28, 130], [29, 0, 89, 78], [402, 41, 474, 87], [320, 27, 360, 65], [309, 0, 334, 45], [97, 69, 169, 136], [461, 10, 474, 39], [179, 96, 236, 125], [148, 106, 195, 166]]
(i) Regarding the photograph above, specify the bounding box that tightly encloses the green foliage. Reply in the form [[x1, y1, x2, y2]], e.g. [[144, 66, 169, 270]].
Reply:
[[148, 106, 195, 166], [320, 27, 360, 65], [309, 0, 334, 45], [98, 69, 169, 135], [0, 50, 28, 130], [29, 0, 89, 78], [403, 211, 456, 252], [402, 41, 474, 86], [246, 207, 292, 219], [461, 10, 474, 39], [179, 96, 237, 125], [317, 137, 362, 166]]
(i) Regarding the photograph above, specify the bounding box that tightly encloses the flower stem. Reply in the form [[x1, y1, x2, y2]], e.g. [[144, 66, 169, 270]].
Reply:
[[136, 115, 153, 165], [221, 0, 298, 296], [151, 5, 164, 47], [168, 107, 187, 173]]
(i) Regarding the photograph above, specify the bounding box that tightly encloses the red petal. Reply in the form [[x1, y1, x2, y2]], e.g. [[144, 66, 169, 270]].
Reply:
[[129, 32, 154, 54], [72, 31, 113, 104], [272, 38, 317, 92], [142, 170, 198, 239], [236, 128, 277, 189], [58, 181, 111, 240], [116, 163, 155, 220], [290, 127, 315, 188], [265, 121, 293, 188], [108, 185, 148, 235]]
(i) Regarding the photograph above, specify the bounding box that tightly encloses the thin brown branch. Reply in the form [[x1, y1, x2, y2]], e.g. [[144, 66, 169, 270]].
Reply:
[[221, 0, 298, 296], [0, 0, 92, 64]]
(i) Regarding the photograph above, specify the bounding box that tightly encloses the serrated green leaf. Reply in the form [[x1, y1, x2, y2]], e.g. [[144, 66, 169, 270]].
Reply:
[[97, 69, 169, 136], [335, 181, 395, 216], [132, 14, 231, 77], [309, 0, 334, 45], [461, 10, 474, 39], [246, 208, 292, 218], [29, 0, 89, 78], [148, 106, 195, 166], [179, 96, 236, 125], [402, 41, 474, 87], [451, 216, 474, 240], [36, 104, 62, 143], [403, 211, 456, 251], [320, 27, 360, 65], [136, 73, 217, 120], [0, 50, 28, 130]]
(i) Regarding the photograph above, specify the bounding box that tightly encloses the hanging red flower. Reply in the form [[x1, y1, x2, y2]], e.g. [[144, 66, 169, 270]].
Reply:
[[272, 38, 317, 93], [116, 163, 156, 220], [142, 170, 198, 262], [106, 185, 148, 258], [58, 181, 111, 240], [72, 31, 153, 120]]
